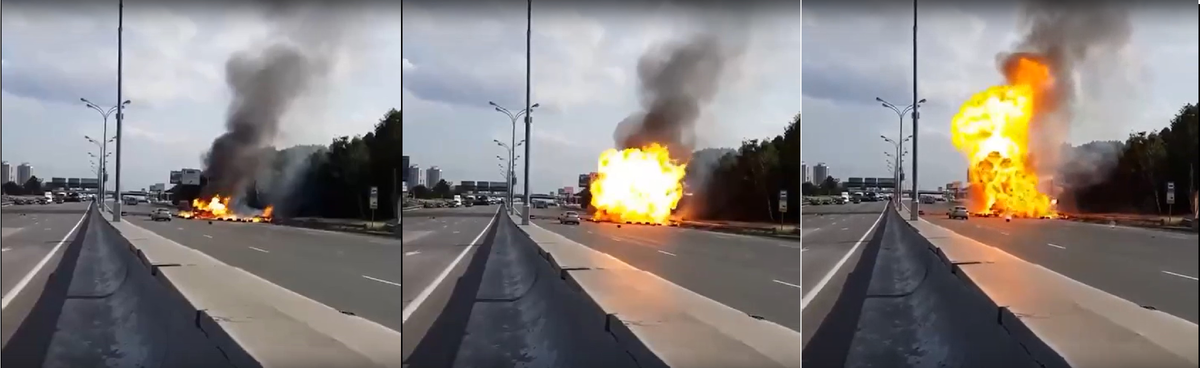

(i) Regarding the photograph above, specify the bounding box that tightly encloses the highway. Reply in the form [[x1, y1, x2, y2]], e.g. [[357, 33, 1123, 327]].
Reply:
[[525, 206, 803, 331], [797, 200, 888, 345], [399, 204, 500, 358], [1, 201, 91, 343], [111, 202, 407, 333], [919, 202, 1200, 323]]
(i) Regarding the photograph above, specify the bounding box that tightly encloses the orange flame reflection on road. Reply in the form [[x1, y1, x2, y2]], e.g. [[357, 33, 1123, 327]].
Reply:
[[590, 143, 687, 225], [950, 56, 1057, 218]]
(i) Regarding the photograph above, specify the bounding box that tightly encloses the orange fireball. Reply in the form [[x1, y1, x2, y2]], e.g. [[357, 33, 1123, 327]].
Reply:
[[589, 143, 687, 225], [950, 56, 1057, 218]]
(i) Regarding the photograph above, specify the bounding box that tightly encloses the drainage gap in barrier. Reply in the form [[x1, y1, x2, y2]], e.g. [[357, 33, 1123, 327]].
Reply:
[[340, 310, 357, 316], [150, 263, 182, 276], [951, 261, 985, 266]]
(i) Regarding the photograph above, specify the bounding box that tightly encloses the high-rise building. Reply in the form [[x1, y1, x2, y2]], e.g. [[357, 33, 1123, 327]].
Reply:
[[426, 166, 442, 187], [407, 165, 425, 187], [813, 163, 830, 184], [1, 161, 12, 184], [801, 162, 809, 184], [401, 156, 410, 183], [17, 163, 33, 185]]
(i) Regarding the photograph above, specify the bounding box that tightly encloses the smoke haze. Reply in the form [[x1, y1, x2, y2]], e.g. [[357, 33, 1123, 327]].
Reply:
[[201, 4, 354, 201], [998, 0, 1134, 187]]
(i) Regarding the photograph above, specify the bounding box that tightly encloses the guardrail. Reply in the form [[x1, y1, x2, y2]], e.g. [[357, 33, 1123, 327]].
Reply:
[[804, 201, 1066, 367], [499, 207, 801, 367], [1, 202, 247, 367]]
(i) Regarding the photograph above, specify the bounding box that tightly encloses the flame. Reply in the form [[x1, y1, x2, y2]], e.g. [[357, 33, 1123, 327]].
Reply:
[[178, 194, 274, 222], [951, 56, 1057, 219], [589, 143, 687, 225]]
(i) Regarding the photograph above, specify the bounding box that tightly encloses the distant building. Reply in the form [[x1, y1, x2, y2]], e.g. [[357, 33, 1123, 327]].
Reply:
[[1, 161, 12, 184], [17, 163, 33, 185], [407, 165, 427, 187], [801, 162, 809, 184], [426, 166, 442, 187], [813, 163, 830, 184]]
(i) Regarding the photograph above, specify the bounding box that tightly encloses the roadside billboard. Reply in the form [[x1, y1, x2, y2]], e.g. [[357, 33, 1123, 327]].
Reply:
[[180, 169, 202, 185]]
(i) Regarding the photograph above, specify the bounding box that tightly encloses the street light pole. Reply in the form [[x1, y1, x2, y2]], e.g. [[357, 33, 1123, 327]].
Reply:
[[113, 0, 125, 222], [876, 96, 924, 210], [522, 0, 533, 225], [911, 0, 921, 221]]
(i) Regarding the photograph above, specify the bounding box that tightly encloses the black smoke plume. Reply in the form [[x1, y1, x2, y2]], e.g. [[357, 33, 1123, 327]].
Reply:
[[997, 0, 1132, 185], [202, 44, 322, 198], [613, 34, 735, 162]]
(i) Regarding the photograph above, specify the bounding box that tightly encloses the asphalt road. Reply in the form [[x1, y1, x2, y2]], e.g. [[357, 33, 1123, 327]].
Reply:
[[798, 201, 888, 345], [526, 207, 803, 331], [919, 202, 1200, 323], [113, 203, 408, 333], [1, 202, 90, 302]]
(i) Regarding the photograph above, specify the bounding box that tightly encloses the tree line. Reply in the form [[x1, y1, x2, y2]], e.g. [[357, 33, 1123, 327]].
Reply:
[[1, 176, 44, 195], [1060, 103, 1198, 215]]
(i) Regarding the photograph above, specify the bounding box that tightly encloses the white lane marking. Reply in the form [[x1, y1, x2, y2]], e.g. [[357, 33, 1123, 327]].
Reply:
[[587, 231, 593, 234], [801, 247, 808, 252], [773, 279, 802, 289], [840, 227, 849, 231], [44, 228, 51, 231], [3, 207, 88, 310], [658, 250, 677, 256], [177, 227, 183, 230], [801, 208, 886, 310], [1047, 243, 1066, 249], [402, 207, 499, 324], [1162, 270, 1199, 281], [452, 231, 460, 234], [404, 251, 421, 256], [362, 275, 402, 287], [1, 248, 10, 252], [1000, 231, 1011, 236], [203, 234, 213, 239], [249, 246, 270, 253]]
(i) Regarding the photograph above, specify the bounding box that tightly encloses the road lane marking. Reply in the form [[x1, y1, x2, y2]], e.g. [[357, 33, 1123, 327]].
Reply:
[[1047, 243, 1066, 249], [1162, 270, 1198, 281], [362, 275, 402, 287], [204, 235, 213, 239], [404, 251, 421, 256], [177, 227, 183, 230], [840, 227, 849, 231], [249, 247, 270, 253], [801, 247, 808, 252], [403, 206, 499, 324], [1000, 231, 1010, 236], [3, 206, 88, 310], [44, 228, 50, 231], [657, 250, 677, 256], [802, 207, 886, 310], [773, 279, 802, 289], [1, 248, 10, 252]]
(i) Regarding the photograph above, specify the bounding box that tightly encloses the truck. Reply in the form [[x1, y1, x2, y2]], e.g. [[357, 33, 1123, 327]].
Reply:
[[452, 195, 463, 207]]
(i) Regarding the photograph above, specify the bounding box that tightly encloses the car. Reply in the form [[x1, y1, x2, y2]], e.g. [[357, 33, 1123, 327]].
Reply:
[[559, 211, 581, 225], [150, 208, 173, 221], [948, 206, 969, 220]]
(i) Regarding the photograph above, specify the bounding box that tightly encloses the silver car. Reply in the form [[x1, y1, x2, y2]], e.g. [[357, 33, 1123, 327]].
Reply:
[[948, 206, 969, 220], [150, 208, 173, 221], [559, 211, 581, 225]]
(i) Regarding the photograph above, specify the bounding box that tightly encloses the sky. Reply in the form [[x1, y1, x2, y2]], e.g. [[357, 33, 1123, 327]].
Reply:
[[802, 2, 1199, 190], [401, 1, 801, 195], [1, 1, 402, 192]]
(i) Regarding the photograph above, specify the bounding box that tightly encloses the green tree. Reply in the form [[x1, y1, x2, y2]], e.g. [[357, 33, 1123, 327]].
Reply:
[[412, 185, 431, 199], [432, 180, 452, 198], [820, 176, 838, 194], [23, 176, 42, 194], [3, 181, 22, 195], [690, 113, 800, 223]]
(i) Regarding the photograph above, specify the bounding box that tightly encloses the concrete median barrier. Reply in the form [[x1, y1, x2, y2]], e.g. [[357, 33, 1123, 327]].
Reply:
[[1, 203, 247, 368], [804, 202, 1065, 368], [884, 205, 1198, 367], [471, 209, 801, 367]]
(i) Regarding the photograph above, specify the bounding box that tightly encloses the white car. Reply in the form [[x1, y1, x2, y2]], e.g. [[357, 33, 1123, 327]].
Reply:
[[150, 208, 173, 221], [558, 211, 581, 225]]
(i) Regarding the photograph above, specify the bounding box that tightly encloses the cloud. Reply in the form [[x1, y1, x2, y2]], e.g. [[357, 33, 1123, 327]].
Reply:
[[801, 3, 1198, 188], [402, 3, 801, 193]]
